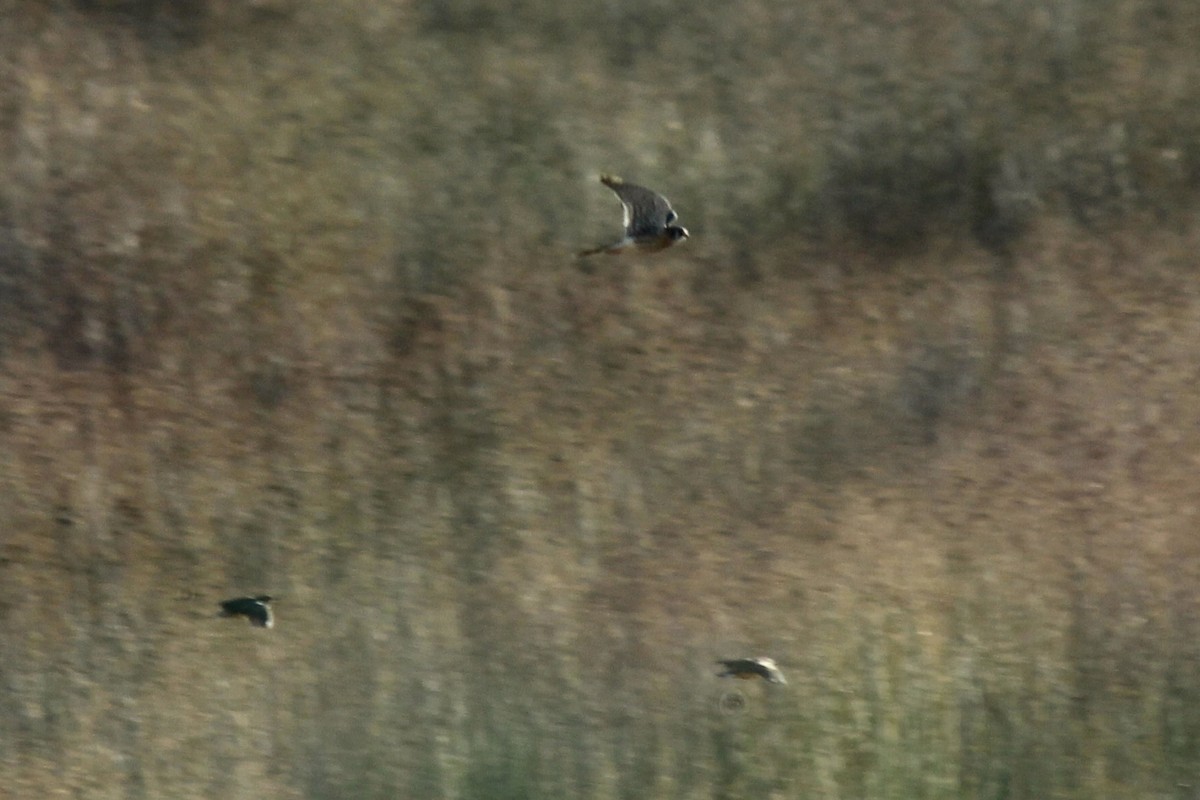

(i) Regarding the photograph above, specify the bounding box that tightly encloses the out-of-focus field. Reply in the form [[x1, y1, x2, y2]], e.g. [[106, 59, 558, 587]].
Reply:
[[2, 1, 1200, 798]]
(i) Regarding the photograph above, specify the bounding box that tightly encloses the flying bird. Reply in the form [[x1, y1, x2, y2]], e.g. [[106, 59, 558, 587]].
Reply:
[[219, 595, 274, 629], [578, 174, 689, 257], [716, 657, 786, 685]]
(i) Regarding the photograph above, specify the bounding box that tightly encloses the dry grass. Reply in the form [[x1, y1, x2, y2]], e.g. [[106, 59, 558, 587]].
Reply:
[[2, 1, 1200, 798]]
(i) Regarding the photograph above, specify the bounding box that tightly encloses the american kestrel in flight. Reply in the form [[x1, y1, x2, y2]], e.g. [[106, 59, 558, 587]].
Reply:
[[578, 174, 689, 257], [716, 657, 787, 684], [219, 595, 274, 628]]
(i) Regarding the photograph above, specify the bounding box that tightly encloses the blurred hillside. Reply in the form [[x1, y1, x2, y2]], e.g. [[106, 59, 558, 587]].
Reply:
[[2, 1, 1200, 798]]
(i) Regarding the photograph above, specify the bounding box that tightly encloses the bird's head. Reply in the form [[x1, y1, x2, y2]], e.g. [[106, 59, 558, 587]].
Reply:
[[757, 657, 786, 684], [668, 225, 689, 242]]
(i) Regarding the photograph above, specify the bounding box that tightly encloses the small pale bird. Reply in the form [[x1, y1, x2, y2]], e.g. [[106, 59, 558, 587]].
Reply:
[[578, 174, 689, 257], [219, 595, 274, 629], [716, 657, 787, 685]]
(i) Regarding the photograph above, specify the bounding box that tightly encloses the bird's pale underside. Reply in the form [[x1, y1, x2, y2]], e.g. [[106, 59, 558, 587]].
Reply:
[[578, 174, 689, 257]]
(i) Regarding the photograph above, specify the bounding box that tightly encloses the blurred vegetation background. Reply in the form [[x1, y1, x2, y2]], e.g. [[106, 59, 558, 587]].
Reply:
[[2, 0, 1200, 797]]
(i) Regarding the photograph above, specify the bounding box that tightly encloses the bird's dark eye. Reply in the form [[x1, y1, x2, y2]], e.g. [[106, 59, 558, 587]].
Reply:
[[665, 210, 678, 224]]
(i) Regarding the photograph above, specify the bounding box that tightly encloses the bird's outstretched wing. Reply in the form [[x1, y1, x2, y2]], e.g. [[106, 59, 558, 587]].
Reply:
[[600, 174, 675, 238]]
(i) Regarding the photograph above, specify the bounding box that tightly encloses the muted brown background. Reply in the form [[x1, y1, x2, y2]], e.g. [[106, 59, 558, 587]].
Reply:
[[2, 1, 1200, 798]]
